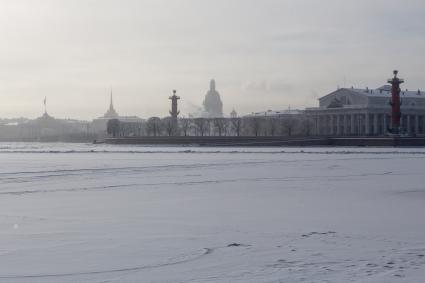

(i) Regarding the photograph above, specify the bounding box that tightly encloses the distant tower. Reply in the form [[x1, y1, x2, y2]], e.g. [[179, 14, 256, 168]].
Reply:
[[43, 97, 47, 115], [388, 70, 404, 134], [169, 90, 180, 134], [203, 79, 223, 118], [230, 109, 237, 118], [41, 96, 52, 119], [104, 90, 119, 118]]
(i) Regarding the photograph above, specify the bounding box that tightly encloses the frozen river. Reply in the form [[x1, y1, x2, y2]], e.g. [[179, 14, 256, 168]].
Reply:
[[0, 143, 425, 282]]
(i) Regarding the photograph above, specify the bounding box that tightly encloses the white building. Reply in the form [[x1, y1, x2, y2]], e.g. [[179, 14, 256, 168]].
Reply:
[[91, 93, 143, 133], [306, 85, 425, 136]]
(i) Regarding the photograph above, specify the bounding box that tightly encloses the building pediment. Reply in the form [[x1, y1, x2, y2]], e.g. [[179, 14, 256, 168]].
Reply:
[[320, 89, 367, 108]]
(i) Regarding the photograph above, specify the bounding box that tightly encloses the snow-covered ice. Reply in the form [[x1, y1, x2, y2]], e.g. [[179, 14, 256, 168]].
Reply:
[[0, 143, 425, 282]]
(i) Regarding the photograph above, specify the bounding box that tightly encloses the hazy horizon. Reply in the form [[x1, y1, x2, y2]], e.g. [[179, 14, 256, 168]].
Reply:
[[1, 0, 425, 120]]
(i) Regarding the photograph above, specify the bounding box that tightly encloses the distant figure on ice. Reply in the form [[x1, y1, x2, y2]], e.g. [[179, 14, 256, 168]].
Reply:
[[203, 79, 223, 118]]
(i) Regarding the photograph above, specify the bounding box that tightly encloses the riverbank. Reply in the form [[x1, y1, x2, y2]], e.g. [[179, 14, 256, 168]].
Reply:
[[102, 136, 425, 147]]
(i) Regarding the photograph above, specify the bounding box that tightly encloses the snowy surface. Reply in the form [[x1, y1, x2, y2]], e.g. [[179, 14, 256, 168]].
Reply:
[[0, 143, 425, 282]]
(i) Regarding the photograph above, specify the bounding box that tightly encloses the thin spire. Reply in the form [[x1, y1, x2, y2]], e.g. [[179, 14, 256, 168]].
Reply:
[[43, 96, 47, 114], [110, 88, 114, 110], [103, 88, 118, 118]]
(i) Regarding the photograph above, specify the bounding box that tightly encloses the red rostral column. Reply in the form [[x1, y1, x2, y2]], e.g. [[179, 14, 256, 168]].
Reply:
[[169, 90, 180, 135], [388, 70, 404, 134]]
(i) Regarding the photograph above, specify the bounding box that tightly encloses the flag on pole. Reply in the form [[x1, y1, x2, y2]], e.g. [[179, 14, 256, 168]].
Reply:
[[43, 97, 47, 114]]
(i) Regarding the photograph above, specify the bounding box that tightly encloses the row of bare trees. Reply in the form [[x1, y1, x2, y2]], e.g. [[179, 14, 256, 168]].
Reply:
[[108, 116, 315, 137]]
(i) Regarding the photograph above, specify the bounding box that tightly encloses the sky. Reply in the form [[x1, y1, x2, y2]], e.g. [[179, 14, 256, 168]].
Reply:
[[0, 0, 425, 120]]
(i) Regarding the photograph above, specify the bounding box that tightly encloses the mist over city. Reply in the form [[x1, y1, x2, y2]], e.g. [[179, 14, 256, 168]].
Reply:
[[1, 0, 425, 120]]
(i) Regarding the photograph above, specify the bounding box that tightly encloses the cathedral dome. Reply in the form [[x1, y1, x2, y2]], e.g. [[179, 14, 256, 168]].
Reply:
[[203, 79, 223, 118]]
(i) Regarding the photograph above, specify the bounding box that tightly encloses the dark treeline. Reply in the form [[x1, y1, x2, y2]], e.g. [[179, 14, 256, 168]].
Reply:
[[107, 116, 315, 138]]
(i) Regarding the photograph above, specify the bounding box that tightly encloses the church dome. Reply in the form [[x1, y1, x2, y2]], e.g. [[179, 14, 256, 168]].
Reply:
[[203, 79, 223, 118]]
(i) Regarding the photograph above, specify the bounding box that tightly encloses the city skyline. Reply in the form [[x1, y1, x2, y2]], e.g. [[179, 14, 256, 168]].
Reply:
[[1, 0, 425, 120]]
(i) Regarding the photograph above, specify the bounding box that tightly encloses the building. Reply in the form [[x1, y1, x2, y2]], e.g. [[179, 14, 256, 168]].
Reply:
[[306, 85, 425, 136], [245, 108, 304, 118], [203, 79, 223, 118], [0, 108, 91, 142], [230, 109, 238, 118], [91, 93, 143, 133]]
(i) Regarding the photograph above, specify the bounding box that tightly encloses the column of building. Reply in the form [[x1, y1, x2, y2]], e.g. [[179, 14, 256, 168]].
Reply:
[[422, 115, 425, 134], [343, 114, 349, 136], [373, 113, 379, 135], [383, 114, 387, 134], [336, 115, 341, 135], [314, 115, 318, 135], [365, 113, 370, 135], [415, 115, 419, 135], [407, 115, 411, 135]]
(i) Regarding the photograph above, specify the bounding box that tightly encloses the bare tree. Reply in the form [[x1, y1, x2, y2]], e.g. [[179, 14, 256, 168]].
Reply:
[[222, 119, 229, 136], [146, 117, 162, 136], [246, 117, 263, 136], [194, 118, 208, 136], [206, 119, 212, 136], [118, 122, 142, 137], [213, 118, 228, 136], [136, 123, 144, 136], [300, 118, 314, 136], [230, 117, 242, 136], [107, 119, 120, 137], [180, 117, 192, 136], [268, 118, 279, 136], [162, 117, 174, 136], [281, 117, 297, 136]]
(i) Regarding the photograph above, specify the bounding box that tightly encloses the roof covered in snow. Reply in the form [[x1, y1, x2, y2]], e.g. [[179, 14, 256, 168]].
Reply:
[[341, 85, 425, 98], [244, 109, 304, 117]]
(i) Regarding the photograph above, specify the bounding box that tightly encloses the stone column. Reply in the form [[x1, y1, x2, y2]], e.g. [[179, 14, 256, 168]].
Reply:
[[319, 116, 322, 136], [357, 114, 361, 135], [407, 115, 411, 135], [365, 112, 370, 135], [351, 114, 355, 135], [333, 115, 336, 136], [322, 116, 325, 135], [373, 113, 379, 135], [422, 115, 425, 134], [324, 115, 328, 135], [400, 115, 404, 132], [343, 114, 349, 136], [383, 114, 387, 134], [318, 116, 322, 135], [315, 116, 319, 135], [336, 115, 341, 136], [415, 115, 419, 135], [329, 115, 334, 135]]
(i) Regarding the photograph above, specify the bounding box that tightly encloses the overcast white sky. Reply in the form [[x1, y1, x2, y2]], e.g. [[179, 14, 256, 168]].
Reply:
[[0, 0, 424, 120]]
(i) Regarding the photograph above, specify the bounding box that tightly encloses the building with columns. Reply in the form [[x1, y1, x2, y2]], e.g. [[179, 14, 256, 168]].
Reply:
[[305, 85, 425, 136]]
